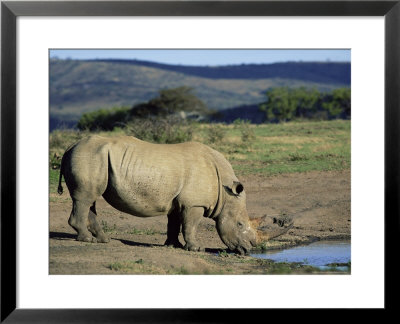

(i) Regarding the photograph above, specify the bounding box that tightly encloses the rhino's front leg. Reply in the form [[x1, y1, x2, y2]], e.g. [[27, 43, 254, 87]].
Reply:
[[182, 207, 205, 252], [164, 209, 183, 248]]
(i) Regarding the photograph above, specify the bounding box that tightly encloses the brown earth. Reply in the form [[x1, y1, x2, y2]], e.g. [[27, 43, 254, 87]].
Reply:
[[49, 170, 350, 275]]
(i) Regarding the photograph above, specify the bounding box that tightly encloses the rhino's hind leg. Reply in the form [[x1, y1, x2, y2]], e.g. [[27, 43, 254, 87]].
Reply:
[[87, 202, 110, 243], [164, 210, 183, 248], [182, 207, 205, 252], [68, 200, 96, 243]]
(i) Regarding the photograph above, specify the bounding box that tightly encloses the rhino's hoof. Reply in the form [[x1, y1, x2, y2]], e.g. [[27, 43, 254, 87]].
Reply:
[[184, 243, 204, 252], [77, 234, 95, 243], [96, 235, 110, 243]]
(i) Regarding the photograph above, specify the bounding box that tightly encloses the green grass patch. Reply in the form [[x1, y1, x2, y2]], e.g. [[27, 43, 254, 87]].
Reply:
[[223, 120, 350, 176], [107, 259, 156, 273], [172, 266, 190, 275], [253, 258, 321, 274], [101, 221, 117, 233], [254, 242, 268, 252], [218, 250, 230, 257], [127, 227, 160, 235], [49, 168, 60, 193]]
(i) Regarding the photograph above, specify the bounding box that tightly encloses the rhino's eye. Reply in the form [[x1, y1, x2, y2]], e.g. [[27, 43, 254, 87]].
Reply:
[[237, 222, 243, 228]]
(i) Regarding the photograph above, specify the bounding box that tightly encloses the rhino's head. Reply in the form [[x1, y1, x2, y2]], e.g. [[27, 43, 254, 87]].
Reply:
[[215, 181, 294, 255], [215, 181, 257, 255]]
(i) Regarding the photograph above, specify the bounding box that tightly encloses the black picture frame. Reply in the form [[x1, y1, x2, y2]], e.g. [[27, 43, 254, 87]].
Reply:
[[1, 0, 398, 321]]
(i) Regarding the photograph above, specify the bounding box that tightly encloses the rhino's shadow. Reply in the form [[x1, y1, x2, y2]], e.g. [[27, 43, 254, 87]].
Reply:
[[49, 232, 162, 248], [49, 232, 222, 254], [119, 239, 223, 254], [204, 248, 224, 254], [118, 238, 163, 248], [49, 231, 76, 240], [107, 238, 224, 254]]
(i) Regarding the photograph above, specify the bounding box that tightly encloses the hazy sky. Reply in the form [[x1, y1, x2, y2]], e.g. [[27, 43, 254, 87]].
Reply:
[[50, 49, 350, 66]]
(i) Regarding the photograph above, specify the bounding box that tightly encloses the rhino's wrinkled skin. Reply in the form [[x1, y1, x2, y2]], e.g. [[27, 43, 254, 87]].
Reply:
[[58, 135, 259, 254]]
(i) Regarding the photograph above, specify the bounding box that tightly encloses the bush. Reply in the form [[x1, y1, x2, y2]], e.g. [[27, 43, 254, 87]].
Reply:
[[77, 107, 130, 131], [126, 116, 193, 144], [207, 124, 226, 144], [233, 119, 256, 143]]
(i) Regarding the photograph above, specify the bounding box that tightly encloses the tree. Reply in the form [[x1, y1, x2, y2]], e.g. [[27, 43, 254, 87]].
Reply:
[[259, 86, 351, 122], [293, 87, 320, 118], [260, 87, 298, 122], [322, 88, 351, 118], [130, 86, 208, 117]]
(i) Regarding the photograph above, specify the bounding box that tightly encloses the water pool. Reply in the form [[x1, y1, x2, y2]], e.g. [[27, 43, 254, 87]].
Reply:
[[251, 240, 351, 271]]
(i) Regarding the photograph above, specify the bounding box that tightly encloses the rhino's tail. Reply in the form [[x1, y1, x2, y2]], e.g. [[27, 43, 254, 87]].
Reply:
[[57, 155, 64, 195], [57, 169, 63, 195]]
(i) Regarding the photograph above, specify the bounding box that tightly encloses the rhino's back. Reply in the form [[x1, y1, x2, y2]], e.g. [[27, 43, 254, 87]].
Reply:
[[75, 136, 218, 217]]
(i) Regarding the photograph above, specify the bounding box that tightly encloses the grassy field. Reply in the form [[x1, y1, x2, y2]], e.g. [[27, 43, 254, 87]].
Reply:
[[49, 120, 350, 193]]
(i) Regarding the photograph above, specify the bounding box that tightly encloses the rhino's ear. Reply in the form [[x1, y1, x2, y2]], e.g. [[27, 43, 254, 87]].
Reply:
[[232, 181, 244, 195], [223, 181, 244, 196]]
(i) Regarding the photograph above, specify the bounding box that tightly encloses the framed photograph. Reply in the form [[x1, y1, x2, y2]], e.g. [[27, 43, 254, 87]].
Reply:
[[1, 0, 398, 321]]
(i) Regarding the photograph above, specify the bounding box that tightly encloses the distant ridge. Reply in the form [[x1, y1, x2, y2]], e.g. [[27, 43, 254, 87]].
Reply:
[[49, 58, 350, 130], [86, 59, 351, 85]]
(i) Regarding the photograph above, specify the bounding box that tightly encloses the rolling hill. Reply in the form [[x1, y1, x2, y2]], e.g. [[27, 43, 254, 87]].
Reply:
[[49, 59, 350, 130]]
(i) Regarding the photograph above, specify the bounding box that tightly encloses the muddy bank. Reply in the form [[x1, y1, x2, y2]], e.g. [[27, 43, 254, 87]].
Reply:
[[49, 170, 350, 274]]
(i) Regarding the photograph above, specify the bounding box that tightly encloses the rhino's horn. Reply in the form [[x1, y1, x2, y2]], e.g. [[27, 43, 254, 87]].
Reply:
[[250, 215, 294, 242]]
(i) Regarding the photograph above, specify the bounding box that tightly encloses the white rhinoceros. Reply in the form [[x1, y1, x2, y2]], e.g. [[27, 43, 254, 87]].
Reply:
[[58, 135, 292, 255]]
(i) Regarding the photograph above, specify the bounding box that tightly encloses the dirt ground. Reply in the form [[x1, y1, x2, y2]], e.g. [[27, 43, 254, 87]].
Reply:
[[49, 170, 350, 274]]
